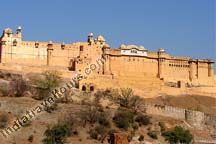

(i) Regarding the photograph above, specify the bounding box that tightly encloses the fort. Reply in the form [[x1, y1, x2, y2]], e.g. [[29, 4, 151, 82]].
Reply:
[[0, 26, 215, 93]]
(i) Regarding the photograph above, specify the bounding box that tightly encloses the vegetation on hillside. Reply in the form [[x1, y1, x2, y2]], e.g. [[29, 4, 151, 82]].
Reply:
[[34, 70, 62, 100], [162, 126, 193, 144]]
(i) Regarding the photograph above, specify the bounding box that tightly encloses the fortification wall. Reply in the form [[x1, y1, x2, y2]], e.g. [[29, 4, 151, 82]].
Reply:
[[109, 55, 158, 77], [144, 103, 216, 129]]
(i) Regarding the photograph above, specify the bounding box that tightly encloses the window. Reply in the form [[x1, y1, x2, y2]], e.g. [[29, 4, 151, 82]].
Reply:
[[131, 49, 137, 53], [80, 45, 84, 51], [90, 86, 94, 92], [35, 42, 39, 48], [13, 39, 17, 46], [82, 85, 86, 91]]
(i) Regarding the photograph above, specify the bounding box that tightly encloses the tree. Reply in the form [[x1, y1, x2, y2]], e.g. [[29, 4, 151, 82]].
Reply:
[[118, 88, 133, 108], [135, 114, 151, 126], [36, 70, 61, 89], [43, 123, 70, 144], [34, 70, 61, 100], [129, 95, 143, 113], [163, 126, 193, 144], [114, 88, 143, 113], [79, 106, 101, 127], [113, 109, 135, 130]]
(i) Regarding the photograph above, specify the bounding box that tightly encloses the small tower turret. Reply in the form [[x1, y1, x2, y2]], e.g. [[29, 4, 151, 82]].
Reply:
[[158, 48, 165, 78], [16, 26, 22, 38], [88, 33, 94, 44]]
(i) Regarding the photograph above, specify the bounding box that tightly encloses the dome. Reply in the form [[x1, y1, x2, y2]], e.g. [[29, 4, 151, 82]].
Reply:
[[127, 45, 138, 49], [88, 33, 94, 37], [97, 35, 106, 42], [48, 41, 53, 44], [159, 48, 165, 52], [4, 28, 13, 34], [138, 45, 147, 50], [17, 26, 22, 30], [120, 44, 126, 49]]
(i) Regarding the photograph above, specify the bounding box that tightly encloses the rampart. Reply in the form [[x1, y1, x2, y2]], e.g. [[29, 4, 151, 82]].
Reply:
[[144, 103, 216, 129]]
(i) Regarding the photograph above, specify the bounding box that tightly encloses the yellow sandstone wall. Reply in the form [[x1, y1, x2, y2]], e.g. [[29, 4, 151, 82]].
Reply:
[[0, 27, 214, 88]]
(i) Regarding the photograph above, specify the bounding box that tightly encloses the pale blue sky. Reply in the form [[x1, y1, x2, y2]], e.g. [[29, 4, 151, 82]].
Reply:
[[0, 0, 215, 69]]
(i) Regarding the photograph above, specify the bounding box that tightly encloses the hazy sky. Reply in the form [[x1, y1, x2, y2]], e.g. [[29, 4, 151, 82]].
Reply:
[[0, 0, 215, 68]]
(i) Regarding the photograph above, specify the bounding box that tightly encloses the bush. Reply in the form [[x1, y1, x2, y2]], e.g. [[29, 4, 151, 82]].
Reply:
[[43, 123, 70, 144], [89, 125, 109, 141], [135, 114, 151, 126], [44, 103, 58, 113], [94, 125, 107, 136], [35, 70, 61, 100], [80, 106, 100, 126], [113, 88, 143, 113], [28, 134, 34, 142], [0, 114, 8, 128], [118, 88, 133, 108], [127, 135, 133, 142], [132, 122, 139, 130], [62, 113, 76, 136], [9, 78, 28, 97], [36, 70, 61, 90], [98, 114, 110, 127], [95, 88, 119, 100], [158, 121, 166, 133], [138, 135, 144, 141], [163, 126, 193, 144], [147, 131, 158, 139], [113, 109, 135, 130], [89, 130, 98, 139]]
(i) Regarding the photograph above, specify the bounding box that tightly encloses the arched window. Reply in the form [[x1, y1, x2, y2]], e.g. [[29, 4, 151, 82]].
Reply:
[[90, 86, 94, 92], [13, 39, 17, 46], [82, 85, 86, 91]]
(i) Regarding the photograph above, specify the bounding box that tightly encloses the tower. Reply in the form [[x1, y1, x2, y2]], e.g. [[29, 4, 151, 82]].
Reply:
[[16, 26, 22, 39], [47, 41, 53, 66], [158, 48, 165, 79], [87, 33, 94, 44]]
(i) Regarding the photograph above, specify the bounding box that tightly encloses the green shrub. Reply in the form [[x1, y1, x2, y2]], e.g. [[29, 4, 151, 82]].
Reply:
[[89, 130, 98, 139], [35, 70, 61, 100], [127, 135, 133, 142], [138, 135, 144, 141], [89, 125, 109, 141], [95, 125, 107, 135], [159, 121, 166, 133], [112, 88, 143, 113], [80, 106, 100, 126], [98, 114, 110, 127], [118, 88, 133, 108], [135, 114, 151, 126], [113, 109, 135, 130], [43, 123, 70, 144], [36, 70, 61, 90], [147, 131, 158, 139], [132, 122, 139, 130], [163, 126, 193, 144]]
